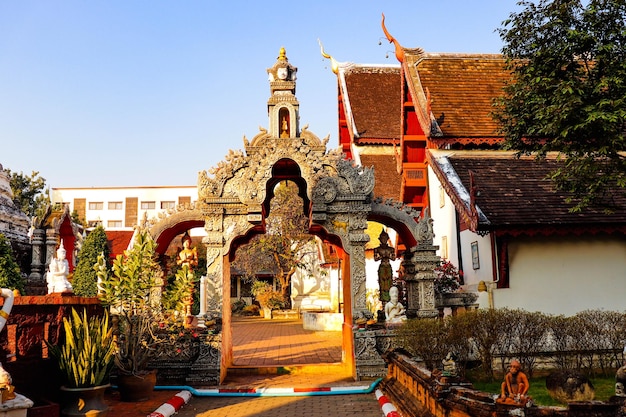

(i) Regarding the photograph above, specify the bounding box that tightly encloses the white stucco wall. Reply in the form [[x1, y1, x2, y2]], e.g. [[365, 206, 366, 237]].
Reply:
[[51, 186, 197, 230], [428, 174, 459, 263], [493, 236, 626, 316], [428, 166, 493, 288], [459, 231, 494, 290]]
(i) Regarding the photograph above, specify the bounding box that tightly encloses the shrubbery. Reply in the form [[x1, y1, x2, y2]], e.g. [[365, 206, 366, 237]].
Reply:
[[72, 225, 109, 296], [0, 233, 25, 294], [396, 308, 626, 381]]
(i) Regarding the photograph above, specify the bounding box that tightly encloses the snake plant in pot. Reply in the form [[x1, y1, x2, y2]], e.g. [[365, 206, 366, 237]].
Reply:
[[46, 307, 115, 417]]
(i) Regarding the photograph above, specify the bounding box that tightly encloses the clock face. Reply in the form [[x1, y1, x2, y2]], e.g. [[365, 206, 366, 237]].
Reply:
[[277, 68, 288, 80]]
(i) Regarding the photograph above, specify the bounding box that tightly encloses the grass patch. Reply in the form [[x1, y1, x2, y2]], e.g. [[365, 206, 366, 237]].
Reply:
[[470, 375, 616, 407]]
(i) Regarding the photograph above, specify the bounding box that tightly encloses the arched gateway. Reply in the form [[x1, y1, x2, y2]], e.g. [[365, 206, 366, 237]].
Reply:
[[149, 49, 439, 382]]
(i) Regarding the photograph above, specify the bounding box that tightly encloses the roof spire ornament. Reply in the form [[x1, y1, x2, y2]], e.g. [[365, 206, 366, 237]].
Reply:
[[278, 46, 287, 60], [381, 13, 405, 63], [318, 39, 339, 75]]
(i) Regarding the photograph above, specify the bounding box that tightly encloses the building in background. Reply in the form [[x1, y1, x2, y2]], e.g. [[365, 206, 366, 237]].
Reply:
[[323, 22, 626, 315], [51, 186, 200, 258], [51, 186, 197, 230]]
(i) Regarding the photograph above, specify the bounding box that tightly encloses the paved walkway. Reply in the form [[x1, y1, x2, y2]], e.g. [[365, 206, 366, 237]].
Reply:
[[105, 317, 387, 417], [231, 316, 343, 366]]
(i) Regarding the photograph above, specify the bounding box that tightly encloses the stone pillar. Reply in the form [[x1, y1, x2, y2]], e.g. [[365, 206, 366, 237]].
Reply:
[[401, 249, 419, 317], [403, 212, 439, 319], [45, 228, 59, 271], [203, 247, 223, 318], [349, 242, 368, 316], [199, 275, 208, 317], [202, 209, 226, 319], [413, 242, 439, 318], [28, 228, 45, 281]]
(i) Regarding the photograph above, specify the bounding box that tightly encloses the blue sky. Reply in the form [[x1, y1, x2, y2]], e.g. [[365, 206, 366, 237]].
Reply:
[[1, 1, 521, 188]]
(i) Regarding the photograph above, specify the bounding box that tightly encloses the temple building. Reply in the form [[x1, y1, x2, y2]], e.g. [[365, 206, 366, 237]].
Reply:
[[322, 17, 626, 315]]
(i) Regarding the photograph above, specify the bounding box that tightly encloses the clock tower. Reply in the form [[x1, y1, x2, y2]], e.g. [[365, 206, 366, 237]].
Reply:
[[266, 47, 299, 138]]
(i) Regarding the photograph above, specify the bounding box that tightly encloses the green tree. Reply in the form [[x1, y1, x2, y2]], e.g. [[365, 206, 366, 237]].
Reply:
[[232, 181, 317, 309], [494, 0, 626, 211], [5, 169, 50, 218], [72, 225, 110, 296], [0, 234, 25, 294]]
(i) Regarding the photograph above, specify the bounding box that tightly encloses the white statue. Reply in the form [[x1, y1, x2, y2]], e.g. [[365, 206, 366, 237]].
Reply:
[[47, 244, 73, 294], [385, 286, 406, 323]]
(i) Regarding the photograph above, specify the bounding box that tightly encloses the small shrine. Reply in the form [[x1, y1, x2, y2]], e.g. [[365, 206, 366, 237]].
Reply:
[[27, 205, 80, 295]]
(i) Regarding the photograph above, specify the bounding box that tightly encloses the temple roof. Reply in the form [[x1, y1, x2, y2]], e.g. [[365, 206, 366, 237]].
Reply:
[[403, 51, 510, 139], [339, 65, 401, 143], [428, 150, 626, 235], [360, 152, 402, 201]]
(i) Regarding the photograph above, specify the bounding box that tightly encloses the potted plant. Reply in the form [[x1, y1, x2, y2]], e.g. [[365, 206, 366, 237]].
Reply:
[[96, 228, 163, 402], [251, 281, 284, 319], [46, 308, 115, 417]]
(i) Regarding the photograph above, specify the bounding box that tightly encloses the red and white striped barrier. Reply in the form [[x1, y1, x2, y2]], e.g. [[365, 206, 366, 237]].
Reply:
[[375, 389, 401, 417], [147, 390, 192, 417]]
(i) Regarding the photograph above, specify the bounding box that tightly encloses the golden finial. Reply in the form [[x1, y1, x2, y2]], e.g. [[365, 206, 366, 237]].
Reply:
[[278, 47, 287, 60], [381, 13, 405, 63], [318, 39, 339, 75]]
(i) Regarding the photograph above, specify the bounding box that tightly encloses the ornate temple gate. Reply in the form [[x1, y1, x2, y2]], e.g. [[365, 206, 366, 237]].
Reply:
[[148, 49, 439, 383]]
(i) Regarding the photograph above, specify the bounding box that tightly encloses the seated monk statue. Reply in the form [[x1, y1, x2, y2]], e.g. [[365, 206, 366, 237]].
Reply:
[[497, 359, 530, 405], [47, 244, 73, 294], [384, 286, 406, 323]]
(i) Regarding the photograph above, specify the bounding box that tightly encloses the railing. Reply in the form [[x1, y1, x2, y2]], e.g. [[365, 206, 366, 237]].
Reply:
[[380, 349, 622, 417]]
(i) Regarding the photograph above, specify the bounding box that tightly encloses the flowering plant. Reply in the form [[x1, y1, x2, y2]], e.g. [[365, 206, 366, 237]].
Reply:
[[434, 260, 462, 294]]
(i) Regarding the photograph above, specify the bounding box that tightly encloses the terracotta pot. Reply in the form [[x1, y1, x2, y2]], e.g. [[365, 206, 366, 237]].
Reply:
[[60, 384, 109, 417], [116, 370, 157, 402]]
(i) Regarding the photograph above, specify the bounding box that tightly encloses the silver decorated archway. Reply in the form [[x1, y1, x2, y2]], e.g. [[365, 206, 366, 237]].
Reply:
[[150, 48, 438, 382]]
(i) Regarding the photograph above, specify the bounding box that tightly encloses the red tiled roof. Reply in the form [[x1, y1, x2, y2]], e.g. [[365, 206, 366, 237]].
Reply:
[[341, 65, 402, 142], [360, 153, 402, 201], [404, 52, 510, 139], [428, 150, 626, 235]]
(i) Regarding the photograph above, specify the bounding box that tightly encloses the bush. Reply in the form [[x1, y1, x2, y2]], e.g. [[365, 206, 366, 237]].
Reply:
[[241, 305, 260, 316], [251, 281, 284, 310], [0, 233, 25, 294], [396, 318, 449, 371], [72, 225, 110, 296], [393, 308, 626, 382]]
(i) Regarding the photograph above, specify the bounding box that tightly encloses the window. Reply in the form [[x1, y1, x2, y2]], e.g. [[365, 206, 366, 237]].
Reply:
[[439, 186, 446, 208], [471, 241, 480, 270], [108, 201, 123, 210], [141, 201, 155, 210], [87, 220, 102, 228], [161, 201, 175, 210], [107, 220, 123, 228], [88, 202, 103, 210]]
